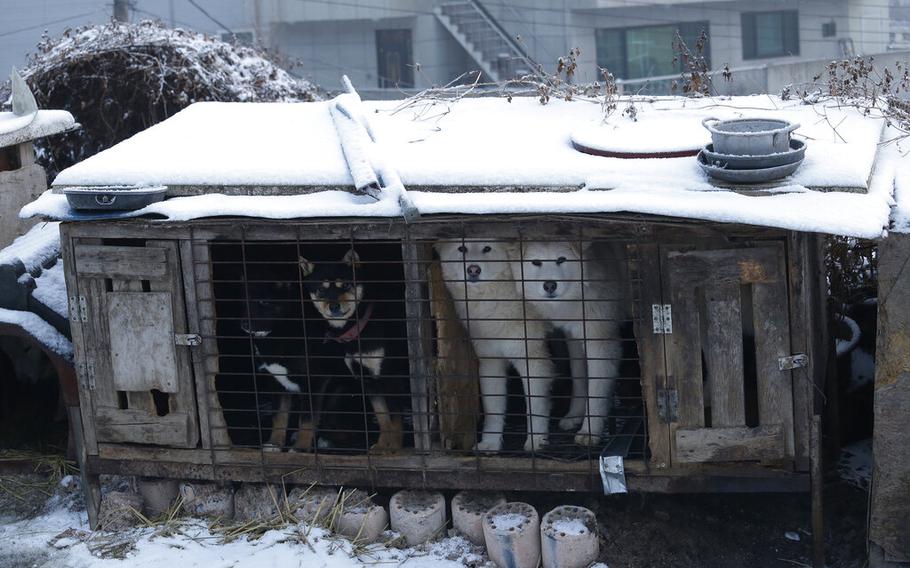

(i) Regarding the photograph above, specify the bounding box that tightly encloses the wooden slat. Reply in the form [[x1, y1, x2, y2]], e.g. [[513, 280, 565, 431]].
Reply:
[[95, 407, 192, 447], [60, 225, 99, 455], [628, 243, 671, 469], [752, 249, 795, 457], [112, 280, 155, 416], [106, 292, 179, 392], [787, 233, 814, 470], [148, 240, 200, 449], [665, 247, 705, 432], [74, 245, 168, 280], [704, 282, 746, 427], [667, 247, 780, 288], [402, 237, 433, 452], [675, 425, 786, 463]]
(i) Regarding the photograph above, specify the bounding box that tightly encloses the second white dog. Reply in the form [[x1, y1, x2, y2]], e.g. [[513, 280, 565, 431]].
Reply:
[[512, 240, 629, 446], [436, 240, 556, 453]]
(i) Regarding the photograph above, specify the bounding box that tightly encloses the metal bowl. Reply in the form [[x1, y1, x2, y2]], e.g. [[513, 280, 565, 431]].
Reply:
[[63, 185, 167, 211], [702, 117, 799, 155], [697, 151, 803, 184], [701, 139, 806, 170]]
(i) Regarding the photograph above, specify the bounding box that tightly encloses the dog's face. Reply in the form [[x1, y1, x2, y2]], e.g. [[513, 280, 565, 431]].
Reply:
[[300, 250, 363, 328], [436, 240, 514, 285], [516, 241, 582, 300], [240, 281, 299, 337]]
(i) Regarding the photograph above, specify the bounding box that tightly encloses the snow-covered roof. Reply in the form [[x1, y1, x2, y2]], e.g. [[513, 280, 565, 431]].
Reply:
[[25, 95, 903, 238], [0, 110, 76, 149]]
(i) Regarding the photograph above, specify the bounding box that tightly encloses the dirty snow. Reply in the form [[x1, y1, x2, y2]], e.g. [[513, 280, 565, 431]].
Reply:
[[0, 501, 489, 568], [491, 513, 527, 530], [551, 518, 588, 535], [28, 96, 902, 238], [0, 222, 60, 273], [32, 259, 69, 319], [0, 307, 72, 357]]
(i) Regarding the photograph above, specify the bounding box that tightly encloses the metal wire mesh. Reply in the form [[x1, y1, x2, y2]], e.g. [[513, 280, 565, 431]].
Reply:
[[192, 221, 648, 483]]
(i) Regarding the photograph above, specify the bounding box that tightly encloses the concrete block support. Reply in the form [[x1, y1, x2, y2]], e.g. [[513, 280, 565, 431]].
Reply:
[[389, 490, 446, 546], [482, 502, 540, 568], [540, 505, 599, 568], [452, 491, 506, 545]]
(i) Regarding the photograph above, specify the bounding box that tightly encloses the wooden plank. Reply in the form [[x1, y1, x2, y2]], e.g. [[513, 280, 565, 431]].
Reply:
[[59, 225, 99, 455], [402, 237, 432, 452], [628, 243, 671, 470], [74, 244, 168, 280], [704, 282, 746, 427], [111, 279, 157, 414], [666, 247, 780, 288], [787, 233, 814, 470], [106, 292, 179, 392], [148, 240, 200, 449], [95, 407, 192, 447], [428, 256, 479, 451], [752, 244, 795, 458], [675, 425, 786, 463]]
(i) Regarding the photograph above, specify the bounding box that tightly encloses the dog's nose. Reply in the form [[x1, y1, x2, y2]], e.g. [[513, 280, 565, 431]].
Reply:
[[543, 280, 558, 294], [329, 302, 342, 313], [467, 264, 482, 279]]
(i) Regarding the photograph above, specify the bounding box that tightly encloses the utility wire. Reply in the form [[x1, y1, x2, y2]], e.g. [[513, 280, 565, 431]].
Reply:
[[186, 0, 233, 34]]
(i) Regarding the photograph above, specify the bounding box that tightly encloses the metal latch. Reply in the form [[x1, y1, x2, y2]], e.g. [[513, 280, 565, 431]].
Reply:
[[175, 334, 202, 346], [778, 353, 809, 371], [652, 304, 672, 334], [657, 388, 678, 423]]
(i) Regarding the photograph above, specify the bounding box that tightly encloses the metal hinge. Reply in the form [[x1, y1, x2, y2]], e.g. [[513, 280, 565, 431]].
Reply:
[[657, 388, 678, 423], [85, 360, 96, 390], [652, 304, 672, 334], [175, 333, 202, 346], [69, 295, 88, 323], [778, 353, 809, 371]]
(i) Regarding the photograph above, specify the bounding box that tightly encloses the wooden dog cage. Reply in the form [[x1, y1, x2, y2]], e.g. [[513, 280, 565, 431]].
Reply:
[[61, 213, 825, 518]]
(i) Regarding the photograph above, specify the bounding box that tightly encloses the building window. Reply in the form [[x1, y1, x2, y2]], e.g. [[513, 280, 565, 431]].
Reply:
[[595, 22, 709, 80], [822, 21, 837, 38], [742, 10, 799, 59], [376, 29, 414, 88]]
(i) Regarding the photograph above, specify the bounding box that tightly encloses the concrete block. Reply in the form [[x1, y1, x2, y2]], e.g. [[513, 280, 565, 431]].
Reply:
[[137, 478, 178, 517], [452, 491, 506, 545], [98, 490, 144, 531], [483, 502, 540, 568], [334, 489, 388, 543], [389, 490, 446, 546], [286, 486, 338, 524], [179, 482, 234, 519], [540, 505, 599, 568], [234, 483, 281, 522]]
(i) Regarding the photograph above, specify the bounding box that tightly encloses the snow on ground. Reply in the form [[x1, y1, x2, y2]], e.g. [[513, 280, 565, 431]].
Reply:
[[838, 438, 873, 490], [32, 96, 901, 239], [0, 494, 490, 568]]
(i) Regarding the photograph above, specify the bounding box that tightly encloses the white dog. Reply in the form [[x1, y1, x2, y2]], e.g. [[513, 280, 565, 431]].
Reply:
[[436, 240, 556, 453], [512, 241, 629, 446]]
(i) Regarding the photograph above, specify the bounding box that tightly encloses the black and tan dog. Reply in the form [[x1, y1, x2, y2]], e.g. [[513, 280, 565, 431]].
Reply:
[[299, 248, 409, 451]]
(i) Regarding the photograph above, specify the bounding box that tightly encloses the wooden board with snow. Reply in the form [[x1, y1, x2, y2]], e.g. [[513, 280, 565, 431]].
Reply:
[[30, 95, 902, 239]]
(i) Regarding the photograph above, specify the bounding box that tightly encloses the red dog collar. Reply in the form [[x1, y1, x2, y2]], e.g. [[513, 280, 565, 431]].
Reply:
[[325, 303, 374, 343]]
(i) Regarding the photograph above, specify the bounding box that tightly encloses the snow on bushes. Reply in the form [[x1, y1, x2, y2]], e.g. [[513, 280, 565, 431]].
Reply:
[[13, 19, 321, 177]]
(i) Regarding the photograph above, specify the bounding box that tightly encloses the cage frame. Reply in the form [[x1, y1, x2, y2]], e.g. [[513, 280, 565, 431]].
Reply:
[[59, 212, 826, 526]]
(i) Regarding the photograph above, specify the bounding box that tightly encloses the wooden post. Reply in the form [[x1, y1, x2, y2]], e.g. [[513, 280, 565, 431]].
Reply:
[[868, 233, 910, 566], [810, 415, 824, 568]]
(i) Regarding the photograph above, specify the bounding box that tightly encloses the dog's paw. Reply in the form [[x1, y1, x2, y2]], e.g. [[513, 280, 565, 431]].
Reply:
[[574, 431, 601, 446], [523, 434, 548, 453], [474, 438, 503, 453], [559, 415, 583, 430], [262, 443, 283, 453]]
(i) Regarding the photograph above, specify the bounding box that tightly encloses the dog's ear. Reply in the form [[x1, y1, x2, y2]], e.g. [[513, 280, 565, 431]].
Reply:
[[343, 249, 361, 268], [299, 256, 315, 277]]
